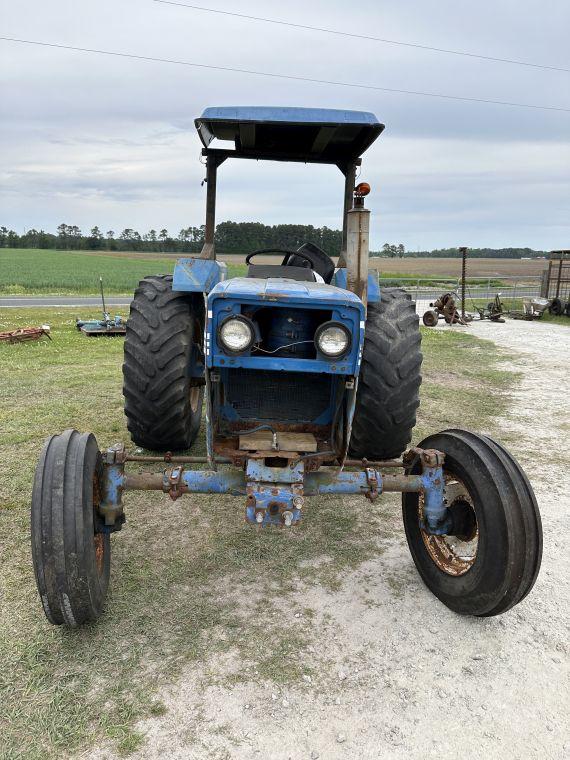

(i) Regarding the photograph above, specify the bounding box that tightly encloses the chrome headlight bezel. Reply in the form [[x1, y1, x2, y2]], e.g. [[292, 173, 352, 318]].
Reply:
[[218, 315, 256, 354], [314, 321, 352, 358]]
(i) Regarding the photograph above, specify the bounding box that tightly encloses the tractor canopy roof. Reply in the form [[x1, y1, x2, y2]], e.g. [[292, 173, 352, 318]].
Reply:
[[195, 106, 384, 164]]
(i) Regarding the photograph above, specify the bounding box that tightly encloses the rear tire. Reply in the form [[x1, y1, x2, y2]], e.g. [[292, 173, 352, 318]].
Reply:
[[31, 430, 110, 626], [349, 288, 422, 460], [123, 275, 204, 451], [402, 429, 542, 616], [549, 297, 563, 316]]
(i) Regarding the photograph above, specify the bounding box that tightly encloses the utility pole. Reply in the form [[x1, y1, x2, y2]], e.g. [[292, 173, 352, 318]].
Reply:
[[459, 246, 468, 320]]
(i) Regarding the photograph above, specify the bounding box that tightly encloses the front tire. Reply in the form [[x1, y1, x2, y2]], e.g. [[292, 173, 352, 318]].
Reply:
[[31, 430, 110, 626], [123, 275, 204, 451], [402, 429, 542, 616], [349, 289, 422, 460]]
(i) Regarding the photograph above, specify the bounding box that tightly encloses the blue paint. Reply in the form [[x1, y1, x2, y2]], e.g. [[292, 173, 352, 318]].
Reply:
[[419, 464, 449, 534], [247, 482, 302, 525], [304, 470, 380, 495], [333, 269, 380, 303], [245, 502, 302, 527], [195, 107, 384, 162], [246, 459, 304, 484], [206, 278, 364, 376], [99, 462, 126, 526], [198, 106, 381, 127], [105, 453, 446, 533], [178, 469, 246, 495], [210, 276, 364, 305], [173, 258, 227, 293]]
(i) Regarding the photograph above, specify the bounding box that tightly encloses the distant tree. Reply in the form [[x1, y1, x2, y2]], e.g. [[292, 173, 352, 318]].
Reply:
[[87, 226, 103, 249], [158, 228, 171, 252], [0, 219, 549, 259], [0, 226, 8, 247], [57, 223, 69, 249]]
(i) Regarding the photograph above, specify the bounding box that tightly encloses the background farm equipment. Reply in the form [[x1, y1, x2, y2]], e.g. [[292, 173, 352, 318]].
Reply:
[[31, 106, 542, 629], [547, 296, 570, 317], [541, 250, 570, 317], [76, 277, 126, 336], [473, 292, 505, 322], [509, 297, 551, 320], [422, 291, 472, 326], [0, 325, 51, 343]]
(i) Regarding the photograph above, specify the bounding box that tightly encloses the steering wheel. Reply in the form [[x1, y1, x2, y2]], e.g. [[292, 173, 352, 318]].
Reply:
[[245, 248, 315, 268]]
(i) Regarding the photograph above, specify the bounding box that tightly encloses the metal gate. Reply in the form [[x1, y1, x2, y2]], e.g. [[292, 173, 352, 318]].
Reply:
[[541, 251, 570, 302]]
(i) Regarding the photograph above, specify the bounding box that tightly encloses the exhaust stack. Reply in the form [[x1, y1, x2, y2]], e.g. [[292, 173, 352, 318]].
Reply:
[[345, 183, 371, 308]]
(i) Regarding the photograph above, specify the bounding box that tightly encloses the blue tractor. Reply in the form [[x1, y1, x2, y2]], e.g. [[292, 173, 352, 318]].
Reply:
[[31, 107, 542, 626]]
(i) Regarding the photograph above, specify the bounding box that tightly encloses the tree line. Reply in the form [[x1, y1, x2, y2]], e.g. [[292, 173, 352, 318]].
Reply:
[[0, 223, 547, 258]]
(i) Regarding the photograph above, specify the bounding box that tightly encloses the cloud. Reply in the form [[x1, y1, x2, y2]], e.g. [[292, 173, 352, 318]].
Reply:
[[1, 0, 569, 248]]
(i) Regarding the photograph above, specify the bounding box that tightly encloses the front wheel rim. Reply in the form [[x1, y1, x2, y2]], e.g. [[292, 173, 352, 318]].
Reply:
[[419, 474, 479, 576]]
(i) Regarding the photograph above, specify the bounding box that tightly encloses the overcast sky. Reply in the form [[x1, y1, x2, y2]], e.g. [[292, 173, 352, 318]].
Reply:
[[1, 0, 569, 250]]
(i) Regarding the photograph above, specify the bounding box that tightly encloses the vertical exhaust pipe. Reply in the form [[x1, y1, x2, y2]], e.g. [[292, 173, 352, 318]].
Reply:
[[345, 183, 371, 308]]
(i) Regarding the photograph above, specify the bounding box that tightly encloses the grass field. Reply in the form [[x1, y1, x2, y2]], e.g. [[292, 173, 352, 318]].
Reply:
[[0, 249, 244, 296], [1, 249, 547, 296], [0, 307, 517, 758]]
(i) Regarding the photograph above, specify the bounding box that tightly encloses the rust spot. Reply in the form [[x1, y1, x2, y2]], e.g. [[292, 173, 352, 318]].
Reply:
[[94, 534, 105, 575]]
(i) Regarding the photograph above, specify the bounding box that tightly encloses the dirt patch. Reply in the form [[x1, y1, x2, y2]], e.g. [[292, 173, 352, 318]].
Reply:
[[84, 320, 569, 760]]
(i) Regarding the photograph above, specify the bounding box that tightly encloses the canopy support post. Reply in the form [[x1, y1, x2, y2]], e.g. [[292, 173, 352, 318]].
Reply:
[[200, 153, 226, 260], [337, 160, 359, 267]]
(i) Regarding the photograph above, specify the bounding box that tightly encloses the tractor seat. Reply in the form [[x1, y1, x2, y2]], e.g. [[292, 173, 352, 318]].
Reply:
[[247, 264, 316, 281]]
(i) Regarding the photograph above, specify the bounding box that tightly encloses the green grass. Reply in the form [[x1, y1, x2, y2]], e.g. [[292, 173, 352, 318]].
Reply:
[[0, 249, 245, 295], [377, 273, 505, 288], [0, 309, 516, 759], [539, 311, 570, 326]]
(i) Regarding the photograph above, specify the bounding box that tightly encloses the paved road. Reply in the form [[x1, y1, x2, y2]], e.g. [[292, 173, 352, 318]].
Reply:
[[0, 296, 131, 308]]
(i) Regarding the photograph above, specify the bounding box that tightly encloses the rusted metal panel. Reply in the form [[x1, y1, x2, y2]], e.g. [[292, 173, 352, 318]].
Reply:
[[0, 325, 51, 343]]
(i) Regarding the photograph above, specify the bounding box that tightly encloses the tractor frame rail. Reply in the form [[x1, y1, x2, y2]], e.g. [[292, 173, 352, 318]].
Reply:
[[98, 445, 447, 533]]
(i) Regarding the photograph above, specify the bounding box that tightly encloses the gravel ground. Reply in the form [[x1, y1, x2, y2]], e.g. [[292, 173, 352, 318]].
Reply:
[[89, 319, 569, 760]]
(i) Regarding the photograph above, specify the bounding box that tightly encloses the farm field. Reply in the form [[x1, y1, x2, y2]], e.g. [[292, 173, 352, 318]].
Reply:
[[0, 249, 243, 296], [1, 249, 547, 295], [367, 256, 547, 278], [1, 309, 568, 758], [222, 254, 548, 279]]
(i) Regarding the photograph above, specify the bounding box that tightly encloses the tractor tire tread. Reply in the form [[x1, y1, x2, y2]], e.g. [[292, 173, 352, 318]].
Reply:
[[349, 288, 422, 460], [122, 275, 204, 451]]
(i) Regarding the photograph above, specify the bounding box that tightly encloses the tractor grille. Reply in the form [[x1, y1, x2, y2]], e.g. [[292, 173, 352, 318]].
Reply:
[[224, 369, 331, 422]]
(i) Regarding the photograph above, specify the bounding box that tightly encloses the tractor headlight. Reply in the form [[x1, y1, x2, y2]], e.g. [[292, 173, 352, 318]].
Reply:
[[315, 321, 351, 358], [218, 316, 255, 354]]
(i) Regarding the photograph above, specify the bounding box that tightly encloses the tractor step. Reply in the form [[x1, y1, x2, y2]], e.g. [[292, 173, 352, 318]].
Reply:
[[238, 431, 317, 453]]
